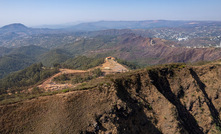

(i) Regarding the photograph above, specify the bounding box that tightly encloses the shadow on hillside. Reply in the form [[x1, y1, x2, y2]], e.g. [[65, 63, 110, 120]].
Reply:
[[148, 69, 204, 134], [114, 79, 162, 134], [189, 68, 221, 129]]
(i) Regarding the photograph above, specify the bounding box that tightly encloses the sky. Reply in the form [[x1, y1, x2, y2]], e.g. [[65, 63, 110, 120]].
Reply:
[[0, 0, 221, 27]]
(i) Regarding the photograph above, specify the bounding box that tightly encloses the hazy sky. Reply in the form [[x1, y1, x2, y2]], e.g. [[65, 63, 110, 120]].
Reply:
[[0, 0, 220, 27]]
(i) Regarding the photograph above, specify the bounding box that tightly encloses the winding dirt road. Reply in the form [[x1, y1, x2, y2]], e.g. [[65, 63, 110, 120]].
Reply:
[[37, 58, 129, 91], [38, 69, 86, 91]]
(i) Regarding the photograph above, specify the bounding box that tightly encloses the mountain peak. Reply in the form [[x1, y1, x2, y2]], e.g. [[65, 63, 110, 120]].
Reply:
[[1, 23, 28, 30]]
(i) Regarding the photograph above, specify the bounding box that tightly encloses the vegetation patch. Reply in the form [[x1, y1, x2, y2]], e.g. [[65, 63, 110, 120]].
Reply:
[[115, 58, 142, 70], [57, 56, 105, 70], [53, 68, 103, 84], [0, 63, 59, 95]]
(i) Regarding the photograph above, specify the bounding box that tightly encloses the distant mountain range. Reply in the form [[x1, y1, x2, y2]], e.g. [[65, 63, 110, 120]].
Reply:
[[0, 23, 28, 32], [67, 20, 221, 31], [0, 23, 58, 34], [0, 23, 76, 48], [1, 20, 221, 32], [0, 20, 221, 48]]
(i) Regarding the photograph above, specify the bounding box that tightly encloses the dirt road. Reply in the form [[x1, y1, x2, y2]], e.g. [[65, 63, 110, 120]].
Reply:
[[38, 69, 86, 91], [37, 58, 129, 91]]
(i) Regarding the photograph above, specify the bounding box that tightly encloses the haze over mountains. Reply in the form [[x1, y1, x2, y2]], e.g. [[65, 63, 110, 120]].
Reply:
[[67, 20, 221, 31], [1, 20, 221, 48]]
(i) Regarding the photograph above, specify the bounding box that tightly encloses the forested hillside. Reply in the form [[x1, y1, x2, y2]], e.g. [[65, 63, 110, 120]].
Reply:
[[0, 63, 59, 94], [0, 46, 48, 79]]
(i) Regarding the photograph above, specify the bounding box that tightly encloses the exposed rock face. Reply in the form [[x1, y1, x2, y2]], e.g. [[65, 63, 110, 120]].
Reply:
[[0, 63, 221, 134]]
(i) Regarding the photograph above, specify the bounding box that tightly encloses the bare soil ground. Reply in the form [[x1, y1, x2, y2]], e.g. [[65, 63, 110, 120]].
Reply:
[[37, 69, 86, 91], [99, 59, 129, 74], [38, 59, 129, 91]]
